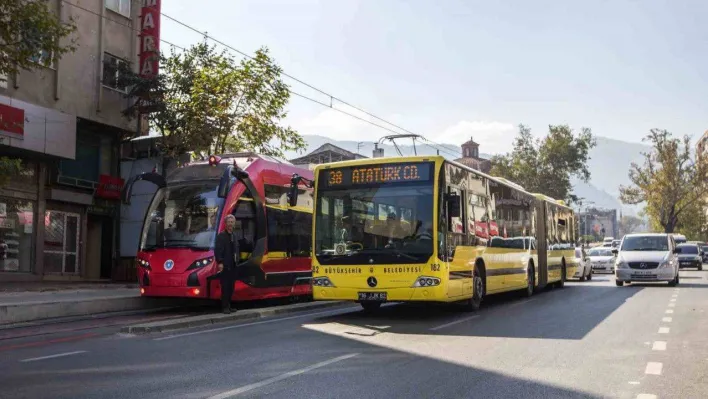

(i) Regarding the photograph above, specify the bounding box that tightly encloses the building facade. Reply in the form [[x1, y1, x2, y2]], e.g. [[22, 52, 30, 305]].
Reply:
[[0, 0, 141, 282], [289, 143, 367, 167]]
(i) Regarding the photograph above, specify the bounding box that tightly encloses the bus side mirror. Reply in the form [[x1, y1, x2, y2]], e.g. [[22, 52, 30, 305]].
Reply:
[[446, 193, 461, 218], [288, 184, 299, 207]]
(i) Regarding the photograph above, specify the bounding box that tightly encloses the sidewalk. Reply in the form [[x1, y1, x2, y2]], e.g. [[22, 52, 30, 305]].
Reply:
[[0, 285, 183, 325]]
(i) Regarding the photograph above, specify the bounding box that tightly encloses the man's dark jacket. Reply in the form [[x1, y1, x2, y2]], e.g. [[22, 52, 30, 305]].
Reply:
[[214, 231, 251, 276]]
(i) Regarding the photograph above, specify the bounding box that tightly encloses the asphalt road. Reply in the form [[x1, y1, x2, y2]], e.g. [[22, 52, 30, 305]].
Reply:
[[1, 269, 707, 399]]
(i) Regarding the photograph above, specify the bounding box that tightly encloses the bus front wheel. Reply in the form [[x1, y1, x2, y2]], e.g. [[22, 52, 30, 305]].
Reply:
[[360, 301, 382, 312], [465, 266, 485, 311]]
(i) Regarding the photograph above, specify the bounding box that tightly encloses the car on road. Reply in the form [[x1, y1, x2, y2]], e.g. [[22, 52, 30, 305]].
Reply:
[[676, 243, 703, 271], [586, 246, 616, 273], [672, 234, 687, 244], [701, 245, 708, 264], [613, 233, 679, 287], [612, 240, 620, 248], [573, 247, 592, 281]]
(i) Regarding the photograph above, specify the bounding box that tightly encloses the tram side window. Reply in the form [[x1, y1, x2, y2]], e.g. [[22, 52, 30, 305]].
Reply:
[[232, 200, 256, 247], [265, 184, 289, 206], [291, 211, 313, 257], [266, 207, 290, 253]]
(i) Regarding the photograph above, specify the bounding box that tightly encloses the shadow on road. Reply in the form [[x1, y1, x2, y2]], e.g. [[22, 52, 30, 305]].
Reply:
[[310, 282, 643, 341]]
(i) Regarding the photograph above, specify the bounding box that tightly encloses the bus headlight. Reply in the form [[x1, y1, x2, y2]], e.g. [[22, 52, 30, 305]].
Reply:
[[413, 276, 440, 287], [186, 257, 214, 271], [137, 259, 151, 270], [312, 277, 335, 287]]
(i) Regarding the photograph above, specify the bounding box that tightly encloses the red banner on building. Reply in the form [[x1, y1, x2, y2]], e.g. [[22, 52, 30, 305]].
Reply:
[[139, 0, 161, 79], [0, 103, 25, 138], [95, 175, 125, 200]]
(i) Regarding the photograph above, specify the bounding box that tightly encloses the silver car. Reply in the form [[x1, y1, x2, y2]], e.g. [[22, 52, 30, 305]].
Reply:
[[586, 247, 615, 273], [613, 233, 679, 287]]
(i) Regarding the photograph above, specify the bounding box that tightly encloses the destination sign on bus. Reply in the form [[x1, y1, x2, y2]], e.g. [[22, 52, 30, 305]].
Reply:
[[322, 162, 433, 188]]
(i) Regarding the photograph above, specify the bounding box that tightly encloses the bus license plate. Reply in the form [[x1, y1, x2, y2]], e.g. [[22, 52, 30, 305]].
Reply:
[[358, 292, 387, 301]]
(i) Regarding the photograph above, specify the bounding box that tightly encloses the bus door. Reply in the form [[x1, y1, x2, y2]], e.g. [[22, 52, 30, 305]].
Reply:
[[535, 200, 548, 289]]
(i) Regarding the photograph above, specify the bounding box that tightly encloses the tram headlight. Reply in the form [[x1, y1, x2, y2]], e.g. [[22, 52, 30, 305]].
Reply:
[[312, 277, 335, 287], [186, 257, 215, 271], [413, 276, 440, 288], [137, 259, 151, 270]]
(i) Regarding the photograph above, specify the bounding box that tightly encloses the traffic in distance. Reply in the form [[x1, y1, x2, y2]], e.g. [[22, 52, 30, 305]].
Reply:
[[304, 155, 580, 311]]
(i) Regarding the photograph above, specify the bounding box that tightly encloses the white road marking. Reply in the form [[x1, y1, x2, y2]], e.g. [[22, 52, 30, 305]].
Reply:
[[429, 315, 480, 331], [670, 298, 676, 302], [671, 294, 678, 298], [652, 341, 667, 351], [507, 298, 536, 308], [658, 327, 670, 334], [154, 307, 359, 341], [662, 317, 672, 322], [665, 309, 674, 314], [645, 362, 663, 375], [628, 381, 640, 385], [207, 353, 358, 398], [20, 351, 87, 363], [668, 303, 676, 307], [637, 394, 657, 399]]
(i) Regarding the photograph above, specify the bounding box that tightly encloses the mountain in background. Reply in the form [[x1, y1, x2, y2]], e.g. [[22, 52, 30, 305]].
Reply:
[[285, 134, 650, 217]]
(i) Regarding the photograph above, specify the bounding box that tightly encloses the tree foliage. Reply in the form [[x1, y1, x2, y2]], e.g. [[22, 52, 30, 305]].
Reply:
[[489, 124, 596, 202], [0, 156, 21, 187], [619, 129, 708, 233], [122, 42, 305, 160], [618, 215, 643, 236], [0, 0, 77, 76]]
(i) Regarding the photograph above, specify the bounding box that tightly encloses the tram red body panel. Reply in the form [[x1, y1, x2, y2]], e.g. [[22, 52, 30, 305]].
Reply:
[[134, 156, 314, 301]]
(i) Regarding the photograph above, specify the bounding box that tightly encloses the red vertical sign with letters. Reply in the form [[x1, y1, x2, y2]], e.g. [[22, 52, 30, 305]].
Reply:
[[138, 0, 161, 135], [139, 0, 161, 79]]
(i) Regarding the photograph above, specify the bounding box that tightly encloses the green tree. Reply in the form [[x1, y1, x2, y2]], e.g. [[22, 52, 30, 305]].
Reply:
[[122, 42, 305, 162], [489, 124, 596, 202], [0, 156, 21, 187], [620, 130, 708, 233], [0, 0, 77, 76], [675, 199, 707, 241], [618, 215, 643, 236]]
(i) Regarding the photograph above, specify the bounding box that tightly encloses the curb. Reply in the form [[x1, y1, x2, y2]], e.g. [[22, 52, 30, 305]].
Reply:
[[0, 297, 185, 325], [120, 300, 347, 334]]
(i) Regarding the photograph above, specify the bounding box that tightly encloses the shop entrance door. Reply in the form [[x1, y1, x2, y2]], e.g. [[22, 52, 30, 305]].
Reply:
[[43, 211, 80, 274]]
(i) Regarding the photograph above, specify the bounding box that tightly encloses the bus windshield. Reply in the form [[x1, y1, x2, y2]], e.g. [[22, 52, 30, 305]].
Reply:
[[140, 182, 224, 251], [315, 182, 435, 265]]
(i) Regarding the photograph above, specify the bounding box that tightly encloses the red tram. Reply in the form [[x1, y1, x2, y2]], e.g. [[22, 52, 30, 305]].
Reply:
[[122, 153, 314, 302]]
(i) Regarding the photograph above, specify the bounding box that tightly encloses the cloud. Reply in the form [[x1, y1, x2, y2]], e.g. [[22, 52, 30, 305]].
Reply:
[[294, 104, 389, 142], [437, 121, 517, 155]]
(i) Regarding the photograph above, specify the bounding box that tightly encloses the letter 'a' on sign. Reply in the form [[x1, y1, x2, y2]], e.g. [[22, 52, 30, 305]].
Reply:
[[320, 162, 433, 189]]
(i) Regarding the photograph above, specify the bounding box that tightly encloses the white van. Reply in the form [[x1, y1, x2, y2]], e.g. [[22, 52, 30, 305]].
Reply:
[[602, 237, 614, 247]]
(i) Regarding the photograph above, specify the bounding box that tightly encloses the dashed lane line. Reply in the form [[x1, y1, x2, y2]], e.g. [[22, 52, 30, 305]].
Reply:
[[637, 394, 657, 399], [665, 309, 674, 314], [645, 362, 663, 375], [662, 317, 672, 323], [652, 341, 667, 351], [429, 315, 480, 331], [207, 353, 359, 398], [658, 327, 670, 334], [20, 350, 87, 363]]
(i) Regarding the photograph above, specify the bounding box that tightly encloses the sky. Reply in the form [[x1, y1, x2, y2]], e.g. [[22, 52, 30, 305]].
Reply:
[[159, 0, 707, 155]]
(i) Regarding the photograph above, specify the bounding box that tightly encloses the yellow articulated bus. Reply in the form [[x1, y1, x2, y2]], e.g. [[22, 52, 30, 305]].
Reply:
[[306, 155, 579, 311]]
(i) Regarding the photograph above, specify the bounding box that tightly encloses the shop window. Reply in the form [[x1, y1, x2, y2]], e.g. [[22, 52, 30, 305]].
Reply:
[[102, 53, 130, 92], [0, 198, 35, 273], [60, 140, 100, 183]]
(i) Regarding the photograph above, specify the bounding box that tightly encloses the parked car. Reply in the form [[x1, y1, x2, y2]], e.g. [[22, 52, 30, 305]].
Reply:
[[587, 246, 616, 273], [613, 233, 679, 287], [573, 247, 592, 281], [676, 243, 703, 270], [611, 240, 621, 248], [701, 245, 708, 264]]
